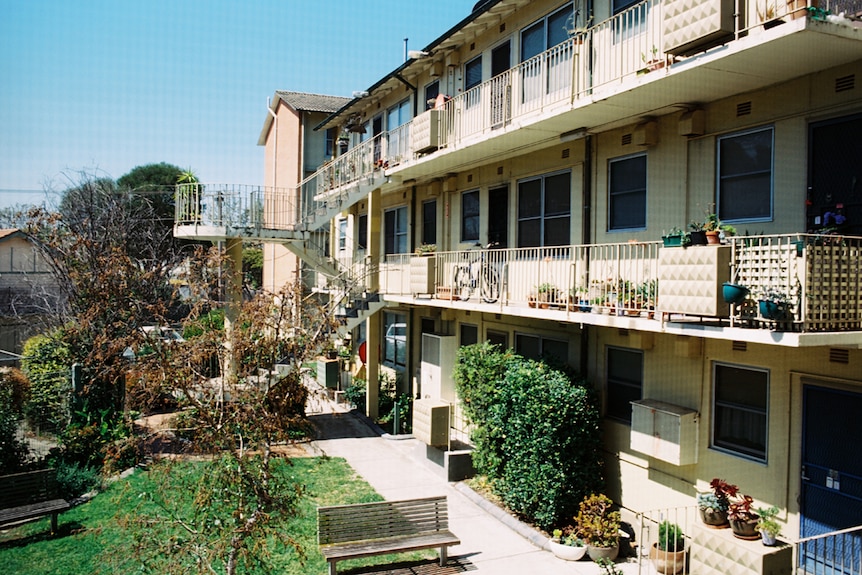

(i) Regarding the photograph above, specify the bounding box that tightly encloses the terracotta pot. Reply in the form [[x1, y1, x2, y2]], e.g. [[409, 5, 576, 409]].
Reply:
[[706, 231, 720, 244], [699, 507, 729, 528], [587, 542, 619, 562], [730, 517, 760, 540], [548, 538, 587, 561], [649, 543, 686, 575]]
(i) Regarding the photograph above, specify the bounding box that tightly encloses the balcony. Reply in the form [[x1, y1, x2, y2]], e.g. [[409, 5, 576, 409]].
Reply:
[[381, 234, 862, 345]]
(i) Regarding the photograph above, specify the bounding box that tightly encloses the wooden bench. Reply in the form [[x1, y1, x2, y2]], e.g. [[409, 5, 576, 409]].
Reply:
[[318, 495, 460, 575], [0, 469, 70, 534]]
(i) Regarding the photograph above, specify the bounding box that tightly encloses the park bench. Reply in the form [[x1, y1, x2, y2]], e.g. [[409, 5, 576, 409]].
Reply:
[[318, 495, 460, 575], [0, 468, 70, 534]]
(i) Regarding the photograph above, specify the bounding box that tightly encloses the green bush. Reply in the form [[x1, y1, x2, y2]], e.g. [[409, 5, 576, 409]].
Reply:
[[0, 374, 30, 472], [21, 332, 72, 430], [343, 379, 367, 411], [454, 343, 604, 531], [53, 461, 102, 499]]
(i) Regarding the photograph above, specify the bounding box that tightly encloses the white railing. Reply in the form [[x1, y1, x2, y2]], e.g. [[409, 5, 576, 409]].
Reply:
[[637, 506, 697, 575], [794, 524, 862, 575], [175, 183, 278, 230]]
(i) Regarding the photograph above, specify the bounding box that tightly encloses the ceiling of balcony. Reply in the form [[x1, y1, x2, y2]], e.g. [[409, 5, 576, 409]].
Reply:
[[391, 19, 862, 183]]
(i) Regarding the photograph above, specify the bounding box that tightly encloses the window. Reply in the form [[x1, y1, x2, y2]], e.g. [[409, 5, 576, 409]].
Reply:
[[424, 81, 440, 110], [325, 127, 337, 158], [461, 190, 479, 242], [460, 324, 478, 347], [465, 56, 482, 91], [383, 312, 407, 369], [608, 154, 647, 231], [515, 334, 568, 364], [357, 214, 367, 250], [713, 363, 768, 461], [613, 0, 648, 42], [487, 330, 508, 349], [518, 171, 571, 247], [606, 347, 643, 423], [520, 3, 572, 62], [337, 218, 347, 252], [717, 127, 774, 223], [384, 206, 407, 255], [422, 200, 437, 246]]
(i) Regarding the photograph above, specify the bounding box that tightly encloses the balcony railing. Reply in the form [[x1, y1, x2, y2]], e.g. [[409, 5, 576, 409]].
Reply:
[[636, 505, 696, 575], [381, 234, 862, 333], [794, 524, 862, 575]]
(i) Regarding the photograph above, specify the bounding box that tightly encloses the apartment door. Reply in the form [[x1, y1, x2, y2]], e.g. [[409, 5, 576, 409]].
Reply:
[[800, 384, 862, 574], [488, 185, 509, 248], [807, 114, 862, 236], [490, 41, 511, 128]]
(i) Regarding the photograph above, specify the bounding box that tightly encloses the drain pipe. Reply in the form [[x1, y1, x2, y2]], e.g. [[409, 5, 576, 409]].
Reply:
[[580, 135, 593, 377], [266, 97, 278, 190]]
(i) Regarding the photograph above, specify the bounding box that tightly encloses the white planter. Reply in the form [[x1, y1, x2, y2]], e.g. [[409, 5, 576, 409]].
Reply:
[[548, 538, 587, 561]]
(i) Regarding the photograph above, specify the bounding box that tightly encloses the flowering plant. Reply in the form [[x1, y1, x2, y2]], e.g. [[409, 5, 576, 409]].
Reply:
[[697, 478, 738, 512]]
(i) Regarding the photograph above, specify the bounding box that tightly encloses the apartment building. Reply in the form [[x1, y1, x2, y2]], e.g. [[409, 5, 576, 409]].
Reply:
[[176, 1, 862, 572]]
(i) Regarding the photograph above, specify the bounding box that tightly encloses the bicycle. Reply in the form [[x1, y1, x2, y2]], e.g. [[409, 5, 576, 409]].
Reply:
[[453, 242, 501, 303]]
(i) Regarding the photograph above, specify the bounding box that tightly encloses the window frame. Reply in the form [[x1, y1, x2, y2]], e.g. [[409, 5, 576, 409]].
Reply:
[[461, 189, 480, 243], [337, 218, 347, 252], [383, 311, 407, 370], [517, 170, 571, 248], [716, 126, 775, 224], [605, 346, 643, 424], [608, 153, 647, 232], [357, 213, 368, 250], [711, 362, 769, 462], [514, 333, 569, 364], [422, 199, 437, 246], [384, 206, 408, 255]]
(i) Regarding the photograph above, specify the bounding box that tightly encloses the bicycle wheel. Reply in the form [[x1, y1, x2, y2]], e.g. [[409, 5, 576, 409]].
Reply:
[[453, 266, 473, 301], [480, 265, 499, 303]]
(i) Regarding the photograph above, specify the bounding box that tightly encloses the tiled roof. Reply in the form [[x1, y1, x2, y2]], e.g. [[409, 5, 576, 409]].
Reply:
[[275, 91, 351, 114], [0, 229, 22, 241]]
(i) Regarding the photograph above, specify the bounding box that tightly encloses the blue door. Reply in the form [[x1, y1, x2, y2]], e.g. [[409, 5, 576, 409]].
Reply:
[[800, 385, 862, 574]]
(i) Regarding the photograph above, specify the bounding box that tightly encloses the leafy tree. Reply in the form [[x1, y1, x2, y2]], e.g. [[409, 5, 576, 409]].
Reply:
[[0, 367, 31, 471], [21, 331, 71, 431], [112, 276, 340, 574], [243, 244, 263, 289], [116, 162, 184, 233]]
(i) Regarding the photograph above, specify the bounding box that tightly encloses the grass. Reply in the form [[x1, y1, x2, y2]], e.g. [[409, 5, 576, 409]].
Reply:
[[0, 457, 432, 574]]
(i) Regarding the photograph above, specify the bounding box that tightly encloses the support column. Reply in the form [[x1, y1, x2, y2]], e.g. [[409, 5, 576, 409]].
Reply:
[[365, 188, 382, 419], [223, 238, 244, 385]]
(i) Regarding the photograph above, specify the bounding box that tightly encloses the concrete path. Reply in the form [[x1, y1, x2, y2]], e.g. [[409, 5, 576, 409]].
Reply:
[[305, 399, 648, 575]]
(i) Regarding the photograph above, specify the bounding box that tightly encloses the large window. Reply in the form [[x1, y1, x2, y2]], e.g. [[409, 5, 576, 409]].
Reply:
[[461, 190, 480, 242], [515, 333, 568, 364], [613, 0, 648, 42], [383, 312, 407, 369], [460, 324, 478, 347], [422, 200, 437, 246], [337, 218, 347, 252], [608, 154, 647, 231], [521, 3, 572, 62], [606, 347, 642, 423], [464, 56, 482, 109], [712, 363, 768, 461], [384, 206, 407, 255], [717, 127, 774, 223], [424, 80, 440, 110], [518, 171, 571, 247]]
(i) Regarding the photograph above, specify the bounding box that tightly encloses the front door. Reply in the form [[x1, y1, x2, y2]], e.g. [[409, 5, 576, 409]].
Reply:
[[807, 115, 862, 236], [490, 41, 511, 128], [800, 384, 862, 573]]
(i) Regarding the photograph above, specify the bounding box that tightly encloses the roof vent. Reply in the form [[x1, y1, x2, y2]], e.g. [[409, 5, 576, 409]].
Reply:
[[622, 133, 633, 146], [732, 341, 747, 352], [736, 101, 752, 117], [562, 148, 570, 159], [835, 74, 855, 93]]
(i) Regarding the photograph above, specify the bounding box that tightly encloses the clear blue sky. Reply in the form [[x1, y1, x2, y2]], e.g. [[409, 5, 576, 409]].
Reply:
[[0, 0, 472, 208]]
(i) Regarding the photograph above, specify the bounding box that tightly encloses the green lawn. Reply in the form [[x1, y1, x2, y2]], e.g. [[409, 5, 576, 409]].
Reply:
[[0, 457, 431, 574]]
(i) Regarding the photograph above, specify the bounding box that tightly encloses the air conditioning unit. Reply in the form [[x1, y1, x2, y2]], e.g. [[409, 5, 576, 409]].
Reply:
[[420, 333, 457, 401], [412, 109, 440, 154], [630, 399, 698, 466], [412, 398, 450, 447]]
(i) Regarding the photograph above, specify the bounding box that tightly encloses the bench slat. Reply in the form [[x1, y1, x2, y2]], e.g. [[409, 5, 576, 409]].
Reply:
[[320, 531, 460, 561], [0, 469, 60, 509], [319, 496, 450, 545], [0, 499, 71, 525]]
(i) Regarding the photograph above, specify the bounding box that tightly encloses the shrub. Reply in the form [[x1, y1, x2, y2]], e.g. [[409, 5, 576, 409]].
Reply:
[[0, 373, 30, 472], [454, 343, 603, 531], [21, 332, 72, 431], [53, 460, 102, 499], [658, 520, 685, 552], [575, 493, 621, 547], [342, 379, 366, 411]]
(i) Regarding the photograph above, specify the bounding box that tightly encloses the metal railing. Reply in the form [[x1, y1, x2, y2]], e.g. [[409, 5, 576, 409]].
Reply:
[[637, 505, 697, 575], [794, 525, 862, 575], [175, 183, 282, 230]]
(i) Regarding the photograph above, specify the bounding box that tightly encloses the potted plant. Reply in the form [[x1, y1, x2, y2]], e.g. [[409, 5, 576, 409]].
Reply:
[[722, 281, 750, 304], [756, 506, 781, 546], [575, 493, 621, 563], [758, 289, 791, 320], [569, 286, 590, 312], [548, 527, 587, 561], [662, 227, 686, 247], [414, 243, 436, 256], [697, 478, 737, 527], [537, 283, 558, 309], [689, 220, 707, 245], [649, 520, 686, 574], [336, 132, 349, 154], [728, 494, 760, 540]]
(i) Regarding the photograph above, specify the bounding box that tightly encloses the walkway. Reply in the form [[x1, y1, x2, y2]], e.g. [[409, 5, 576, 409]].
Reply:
[[305, 399, 646, 575]]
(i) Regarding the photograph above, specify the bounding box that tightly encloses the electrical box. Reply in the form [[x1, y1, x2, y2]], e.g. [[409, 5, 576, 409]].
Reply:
[[630, 399, 698, 466], [317, 358, 339, 389], [420, 333, 458, 401], [412, 399, 450, 447]]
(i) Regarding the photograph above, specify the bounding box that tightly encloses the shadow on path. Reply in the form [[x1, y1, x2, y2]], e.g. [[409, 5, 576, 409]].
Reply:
[[308, 411, 381, 440], [340, 557, 478, 574]]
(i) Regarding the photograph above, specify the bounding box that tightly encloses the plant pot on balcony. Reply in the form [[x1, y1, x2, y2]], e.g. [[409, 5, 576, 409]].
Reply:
[[705, 231, 721, 244], [649, 543, 686, 575], [689, 230, 707, 245], [722, 282, 750, 304], [730, 517, 760, 540], [699, 507, 729, 528], [759, 300, 789, 321]]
